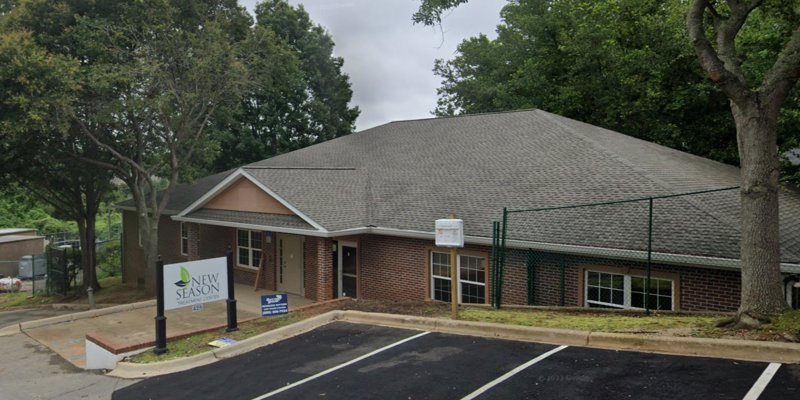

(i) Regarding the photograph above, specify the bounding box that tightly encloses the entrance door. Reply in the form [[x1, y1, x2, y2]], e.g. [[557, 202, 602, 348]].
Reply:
[[277, 234, 304, 295], [338, 242, 357, 298]]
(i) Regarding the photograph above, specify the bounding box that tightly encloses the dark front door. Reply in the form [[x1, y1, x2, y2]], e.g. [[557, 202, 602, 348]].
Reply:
[[341, 244, 357, 299]]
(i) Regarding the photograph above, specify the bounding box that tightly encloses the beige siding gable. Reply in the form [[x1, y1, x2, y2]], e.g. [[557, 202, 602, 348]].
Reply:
[[204, 177, 295, 216]]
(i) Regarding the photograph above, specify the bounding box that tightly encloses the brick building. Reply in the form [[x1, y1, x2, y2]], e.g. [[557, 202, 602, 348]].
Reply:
[[120, 110, 800, 312]]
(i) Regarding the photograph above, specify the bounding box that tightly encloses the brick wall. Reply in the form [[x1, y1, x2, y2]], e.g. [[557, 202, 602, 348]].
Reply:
[[122, 212, 188, 287], [359, 235, 493, 303], [304, 236, 333, 301], [506, 250, 742, 312]]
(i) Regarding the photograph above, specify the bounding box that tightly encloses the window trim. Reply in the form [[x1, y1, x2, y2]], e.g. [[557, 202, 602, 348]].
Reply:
[[180, 223, 189, 256], [429, 250, 487, 304], [584, 269, 675, 311], [236, 229, 263, 271]]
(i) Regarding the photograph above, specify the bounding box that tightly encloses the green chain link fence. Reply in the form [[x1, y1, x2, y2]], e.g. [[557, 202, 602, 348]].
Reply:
[[490, 187, 753, 313]]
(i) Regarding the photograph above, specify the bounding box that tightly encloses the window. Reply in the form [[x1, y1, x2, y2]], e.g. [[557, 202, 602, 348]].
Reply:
[[180, 223, 189, 256], [585, 270, 673, 310], [237, 229, 262, 269], [431, 252, 486, 304]]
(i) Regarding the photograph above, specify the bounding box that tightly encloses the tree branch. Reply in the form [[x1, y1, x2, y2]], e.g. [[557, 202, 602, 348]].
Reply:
[[686, 0, 752, 107], [762, 25, 800, 116]]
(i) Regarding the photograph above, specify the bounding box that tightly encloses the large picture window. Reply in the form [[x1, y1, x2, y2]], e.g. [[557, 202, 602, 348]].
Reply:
[[237, 229, 262, 269], [180, 223, 189, 256], [585, 270, 673, 310], [431, 252, 486, 304]]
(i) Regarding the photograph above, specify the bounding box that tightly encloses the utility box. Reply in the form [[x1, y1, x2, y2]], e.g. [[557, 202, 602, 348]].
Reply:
[[18, 255, 45, 279], [435, 219, 464, 248]]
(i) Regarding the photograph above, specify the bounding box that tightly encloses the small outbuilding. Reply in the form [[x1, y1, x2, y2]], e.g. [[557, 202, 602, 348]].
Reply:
[[0, 229, 46, 277]]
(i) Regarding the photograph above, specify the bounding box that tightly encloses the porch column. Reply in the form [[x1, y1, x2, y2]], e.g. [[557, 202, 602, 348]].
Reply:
[[304, 237, 333, 301], [187, 223, 200, 261]]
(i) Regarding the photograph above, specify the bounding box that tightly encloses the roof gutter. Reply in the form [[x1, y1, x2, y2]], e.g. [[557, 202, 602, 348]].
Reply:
[[164, 218, 800, 274], [115, 205, 182, 216], [331, 227, 800, 274]]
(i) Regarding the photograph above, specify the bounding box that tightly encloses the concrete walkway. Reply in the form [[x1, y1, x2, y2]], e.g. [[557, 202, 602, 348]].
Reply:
[[21, 284, 313, 369]]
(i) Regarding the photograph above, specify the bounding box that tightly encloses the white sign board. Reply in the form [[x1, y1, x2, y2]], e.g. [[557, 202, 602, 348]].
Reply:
[[164, 257, 228, 311], [435, 219, 464, 248]]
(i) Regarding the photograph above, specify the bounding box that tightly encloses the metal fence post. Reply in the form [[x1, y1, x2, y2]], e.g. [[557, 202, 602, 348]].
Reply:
[[497, 207, 508, 308], [527, 249, 535, 305], [154, 256, 167, 354], [646, 197, 653, 315], [226, 247, 238, 332], [560, 254, 566, 307], [491, 221, 498, 308]]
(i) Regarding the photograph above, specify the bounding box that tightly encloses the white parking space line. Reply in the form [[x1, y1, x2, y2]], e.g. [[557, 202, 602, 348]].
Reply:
[[250, 330, 431, 400], [742, 363, 781, 400], [461, 345, 569, 400]]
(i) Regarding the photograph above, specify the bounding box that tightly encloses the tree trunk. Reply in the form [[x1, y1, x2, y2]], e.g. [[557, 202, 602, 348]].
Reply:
[[139, 214, 159, 295], [733, 102, 787, 321], [76, 215, 100, 292]]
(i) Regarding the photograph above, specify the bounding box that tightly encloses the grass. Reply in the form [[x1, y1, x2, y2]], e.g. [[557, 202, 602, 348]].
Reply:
[[458, 307, 722, 334], [129, 312, 308, 363], [0, 291, 57, 310], [0, 275, 152, 311], [119, 302, 800, 364]]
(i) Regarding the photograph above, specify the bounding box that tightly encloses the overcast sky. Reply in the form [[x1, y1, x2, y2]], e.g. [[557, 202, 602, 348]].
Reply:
[[239, 0, 506, 131]]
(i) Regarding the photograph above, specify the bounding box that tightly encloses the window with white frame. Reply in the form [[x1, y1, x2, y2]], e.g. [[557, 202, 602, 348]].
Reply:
[[431, 252, 486, 304], [180, 223, 189, 256], [237, 229, 262, 269], [585, 270, 673, 310]]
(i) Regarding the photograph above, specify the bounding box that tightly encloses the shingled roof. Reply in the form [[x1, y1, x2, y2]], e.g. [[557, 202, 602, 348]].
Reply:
[[155, 109, 800, 267]]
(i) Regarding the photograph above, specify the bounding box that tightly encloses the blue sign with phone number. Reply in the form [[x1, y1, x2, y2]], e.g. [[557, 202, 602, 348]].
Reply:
[[261, 294, 289, 316]]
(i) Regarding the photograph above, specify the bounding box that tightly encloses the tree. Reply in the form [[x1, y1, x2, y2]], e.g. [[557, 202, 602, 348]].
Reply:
[[3, 0, 248, 293], [687, 0, 799, 325], [417, 0, 799, 323], [0, 28, 111, 291], [423, 0, 800, 168], [209, 0, 359, 172]]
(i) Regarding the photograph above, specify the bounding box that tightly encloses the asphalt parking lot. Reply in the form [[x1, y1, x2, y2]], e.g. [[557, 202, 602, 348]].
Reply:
[[113, 322, 799, 400]]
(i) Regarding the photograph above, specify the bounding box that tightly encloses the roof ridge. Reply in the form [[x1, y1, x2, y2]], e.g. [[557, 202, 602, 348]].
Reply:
[[385, 108, 541, 125], [244, 166, 357, 171]]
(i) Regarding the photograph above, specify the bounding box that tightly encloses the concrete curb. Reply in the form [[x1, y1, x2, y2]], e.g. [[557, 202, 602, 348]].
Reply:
[[107, 310, 343, 379], [19, 300, 156, 331], [106, 309, 800, 379], [340, 311, 800, 364], [0, 323, 21, 337], [587, 331, 800, 364], [339, 311, 590, 347]]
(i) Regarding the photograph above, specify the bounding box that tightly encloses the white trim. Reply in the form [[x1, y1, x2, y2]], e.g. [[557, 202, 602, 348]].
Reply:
[[584, 270, 675, 311], [179, 222, 189, 256], [167, 219, 800, 274], [431, 251, 487, 304], [174, 168, 327, 233], [461, 345, 569, 400], [172, 216, 330, 238], [236, 229, 263, 269]]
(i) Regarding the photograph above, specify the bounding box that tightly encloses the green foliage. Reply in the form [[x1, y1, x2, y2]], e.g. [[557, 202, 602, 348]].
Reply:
[[0, 184, 76, 235], [427, 0, 800, 173], [96, 240, 120, 278], [209, 0, 359, 173]]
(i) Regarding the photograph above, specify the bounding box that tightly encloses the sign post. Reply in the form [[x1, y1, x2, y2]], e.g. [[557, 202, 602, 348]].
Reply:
[[154, 256, 167, 355], [436, 213, 464, 320], [155, 255, 233, 353], [225, 247, 238, 332]]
